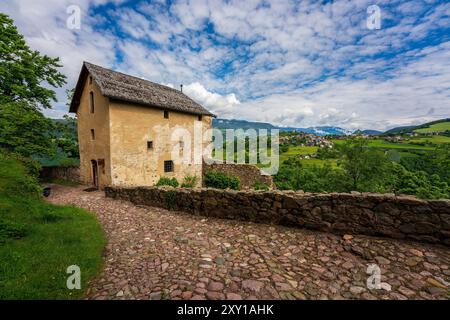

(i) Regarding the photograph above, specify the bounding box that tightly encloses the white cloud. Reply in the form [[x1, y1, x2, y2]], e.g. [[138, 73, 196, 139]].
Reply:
[[183, 82, 240, 116]]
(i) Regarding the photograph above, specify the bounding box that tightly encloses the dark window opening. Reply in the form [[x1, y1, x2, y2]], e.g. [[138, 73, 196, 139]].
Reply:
[[198, 115, 202, 121], [147, 141, 153, 149], [89, 76, 92, 85], [89, 92, 94, 113], [164, 160, 174, 172], [90, 129, 95, 140], [164, 110, 169, 119]]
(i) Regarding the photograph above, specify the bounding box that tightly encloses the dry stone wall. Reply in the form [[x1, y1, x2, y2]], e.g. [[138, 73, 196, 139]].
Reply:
[[40, 166, 80, 182], [203, 163, 274, 189], [105, 187, 450, 246]]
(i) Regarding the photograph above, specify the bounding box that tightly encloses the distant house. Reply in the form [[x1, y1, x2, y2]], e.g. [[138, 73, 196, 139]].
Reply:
[[69, 62, 215, 189]]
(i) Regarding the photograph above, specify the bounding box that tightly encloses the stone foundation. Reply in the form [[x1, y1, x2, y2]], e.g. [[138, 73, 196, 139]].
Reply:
[[105, 187, 450, 246]]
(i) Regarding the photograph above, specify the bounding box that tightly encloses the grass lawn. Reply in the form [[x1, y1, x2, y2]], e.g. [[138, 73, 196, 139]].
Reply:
[[0, 154, 105, 299], [414, 121, 450, 133]]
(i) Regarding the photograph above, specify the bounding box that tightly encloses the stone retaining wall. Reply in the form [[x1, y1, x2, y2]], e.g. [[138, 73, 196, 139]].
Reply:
[[203, 163, 274, 189], [40, 166, 80, 182], [105, 187, 450, 246]]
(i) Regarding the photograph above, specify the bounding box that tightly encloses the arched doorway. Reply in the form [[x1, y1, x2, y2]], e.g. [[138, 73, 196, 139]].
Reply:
[[91, 160, 99, 188]]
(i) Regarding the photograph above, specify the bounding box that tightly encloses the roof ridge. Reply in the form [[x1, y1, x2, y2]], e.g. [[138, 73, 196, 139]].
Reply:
[[71, 61, 215, 117], [83, 61, 187, 96]]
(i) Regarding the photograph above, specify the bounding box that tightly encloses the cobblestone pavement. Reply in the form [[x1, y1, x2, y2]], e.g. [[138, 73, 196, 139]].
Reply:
[[48, 185, 450, 300]]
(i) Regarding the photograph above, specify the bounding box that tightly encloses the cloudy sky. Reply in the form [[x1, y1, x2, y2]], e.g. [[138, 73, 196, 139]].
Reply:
[[1, 0, 449, 131]]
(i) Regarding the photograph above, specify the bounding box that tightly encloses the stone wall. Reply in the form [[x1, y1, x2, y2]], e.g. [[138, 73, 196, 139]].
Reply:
[[40, 166, 80, 182], [203, 163, 274, 189], [105, 187, 450, 246]]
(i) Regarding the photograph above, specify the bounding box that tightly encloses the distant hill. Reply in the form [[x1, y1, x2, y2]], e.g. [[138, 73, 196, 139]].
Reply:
[[384, 118, 450, 135], [212, 118, 352, 136], [361, 129, 383, 135], [353, 129, 383, 135], [413, 118, 450, 133], [212, 118, 276, 130], [384, 125, 417, 134]]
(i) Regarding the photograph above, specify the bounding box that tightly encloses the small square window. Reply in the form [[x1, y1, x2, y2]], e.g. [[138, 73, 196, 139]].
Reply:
[[164, 110, 169, 119], [147, 141, 153, 149], [198, 115, 202, 121], [164, 160, 174, 172], [90, 129, 95, 140]]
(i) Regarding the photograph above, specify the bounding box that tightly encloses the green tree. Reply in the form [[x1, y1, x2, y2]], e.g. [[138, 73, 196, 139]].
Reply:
[[274, 158, 347, 192], [0, 13, 66, 109], [337, 138, 391, 191], [0, 14, 66, 159], [0, 102, 55, 157], [388, 162, 449, 199], [54, 115, 79, 158], [53, 88, 79, 158]]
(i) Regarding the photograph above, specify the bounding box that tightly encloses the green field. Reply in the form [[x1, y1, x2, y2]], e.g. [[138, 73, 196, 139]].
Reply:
[[332, 139, 435, 150], [406, 135, 450, 144], [279, 146, 317, 163], [414, 121, 450, 133], [299, 158, 337, 167], [0, 154, 105, 299]]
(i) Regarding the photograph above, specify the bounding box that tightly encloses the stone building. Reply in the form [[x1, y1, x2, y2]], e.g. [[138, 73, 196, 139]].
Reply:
[[69, 62, 214, 189]]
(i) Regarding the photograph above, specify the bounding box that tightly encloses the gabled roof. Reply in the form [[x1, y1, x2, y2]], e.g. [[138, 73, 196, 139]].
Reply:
[[69, 62, 215, 117]]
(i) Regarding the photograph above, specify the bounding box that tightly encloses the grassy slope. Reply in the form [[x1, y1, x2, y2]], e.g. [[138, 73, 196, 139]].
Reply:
[[406, 135, 450, 144], [0, 154, 105, 299], [279, 146, 317, 163], [414, 121, 450, 133]]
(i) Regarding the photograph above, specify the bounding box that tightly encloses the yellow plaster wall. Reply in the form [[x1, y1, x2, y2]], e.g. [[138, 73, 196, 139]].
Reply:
[[108, 100, 212, 187], [76, 75, 111, 188]]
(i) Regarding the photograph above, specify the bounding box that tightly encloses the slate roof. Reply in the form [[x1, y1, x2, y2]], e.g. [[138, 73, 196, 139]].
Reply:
[[69, 62, 215, 117]]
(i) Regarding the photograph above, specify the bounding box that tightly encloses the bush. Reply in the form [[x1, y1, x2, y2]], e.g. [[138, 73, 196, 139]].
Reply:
[[253, 182, 270, 191], [59, 157, 79, 167], [0, 152, 42, 196], [181, 175, 198, 188], [204, 170, 240, 190], [155, 177, 179, 188], [9, 152, 41, 178]]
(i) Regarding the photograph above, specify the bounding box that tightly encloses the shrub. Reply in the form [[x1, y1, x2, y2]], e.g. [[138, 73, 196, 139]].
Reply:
[[0, 152, 42, 196], [253, 182, 270, 191], [59, 157, 79, 167], [155, 177, 179, 188], [9, 152, 41, 179], [204, 170, 240, 190], [181, 175, 198, 188]]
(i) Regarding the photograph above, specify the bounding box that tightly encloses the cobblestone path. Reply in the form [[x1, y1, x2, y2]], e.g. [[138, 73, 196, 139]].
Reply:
[[48, 185, 450, 300]]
